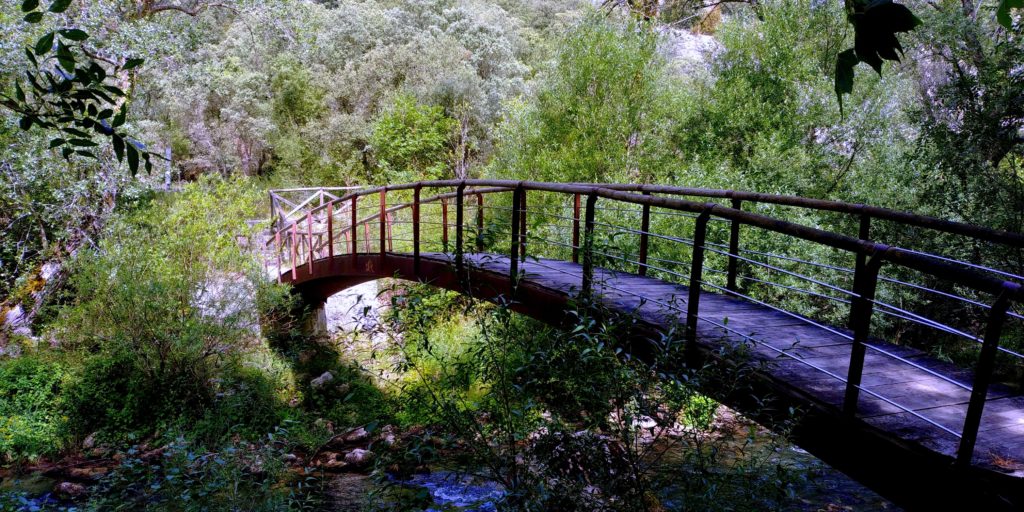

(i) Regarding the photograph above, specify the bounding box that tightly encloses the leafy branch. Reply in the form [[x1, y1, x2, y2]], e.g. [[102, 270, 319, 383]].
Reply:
[[834, 0, 921, 117], [1, 0, 157, 175]]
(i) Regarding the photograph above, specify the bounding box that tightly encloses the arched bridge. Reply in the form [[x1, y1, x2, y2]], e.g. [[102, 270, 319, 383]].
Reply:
[[265, 181, 1024, 510]]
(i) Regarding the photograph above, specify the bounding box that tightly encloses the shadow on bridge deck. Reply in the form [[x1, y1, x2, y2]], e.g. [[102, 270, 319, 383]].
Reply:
[[282, 250, 1024, 511]]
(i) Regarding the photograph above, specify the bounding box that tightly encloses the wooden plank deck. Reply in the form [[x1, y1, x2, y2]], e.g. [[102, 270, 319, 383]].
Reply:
[[444, 253, 1024, 475]]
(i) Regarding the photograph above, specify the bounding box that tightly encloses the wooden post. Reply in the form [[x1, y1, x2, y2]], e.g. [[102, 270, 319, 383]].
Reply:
[[686, 210, 711, 356], [843, 244, 886, 416], [442, 198, 449, 253], [581, 193, 597, 300], [275, 231, 282, 283], [413, 186, 421, 276], [379, 189, 387, 270], [351, 195, 358, 267], [387, 213, 394, 252], [510, 186, 523, 291], [364, 223, 371, 252], [639, 193, 650, 276], [519, 188, 527, 262], [456, 183, 466, 277], [726, 198, 742, 292], [853, 213, 871, 287], [306, 212, 314, 274], [327, 201, 334, 259], [290, 223, 298, 281], [572, 193, 581, 264], [476, 193, 484, 252], [957, 284, 1016, 466]]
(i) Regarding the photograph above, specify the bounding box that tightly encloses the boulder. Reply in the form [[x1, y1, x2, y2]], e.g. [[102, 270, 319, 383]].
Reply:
[[311, 371, 334, 389], [54, 481, 86, 499], [343, 427, 369, 444], [344, 448, 375, 469]]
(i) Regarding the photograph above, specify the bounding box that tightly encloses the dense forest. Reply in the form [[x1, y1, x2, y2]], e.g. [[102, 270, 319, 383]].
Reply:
[[0, 0, 1021, 510]]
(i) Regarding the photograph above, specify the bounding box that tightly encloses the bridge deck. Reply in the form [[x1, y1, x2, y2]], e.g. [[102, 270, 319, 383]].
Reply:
[[444, 252, 1024, 473]]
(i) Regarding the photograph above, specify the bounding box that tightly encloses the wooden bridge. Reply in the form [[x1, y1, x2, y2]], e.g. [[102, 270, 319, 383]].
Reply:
[[266, 181, 1024, 510]]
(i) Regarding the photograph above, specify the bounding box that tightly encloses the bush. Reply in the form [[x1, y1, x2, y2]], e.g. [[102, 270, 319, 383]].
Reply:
[[49, 178, 270, 440], [82, 435, 321, 512], [0, 354, 68, 460]]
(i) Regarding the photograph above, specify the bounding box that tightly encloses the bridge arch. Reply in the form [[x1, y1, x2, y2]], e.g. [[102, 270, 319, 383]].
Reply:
[[266, 181, 1024, 510]]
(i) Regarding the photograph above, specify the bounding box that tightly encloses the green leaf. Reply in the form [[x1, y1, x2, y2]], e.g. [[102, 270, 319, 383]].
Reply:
[[61, 127, 90, 137], [21, 0, 40, 12], [49, 138, 66, 148], [126, 143, 139, 175], [835, 49, 859, 118], [123, 58, 144, 70], [112, 107, 127, 128], [19, 116, 34, 130], [68, 138, 97, 147], [14, 82, 26, 102], [24, 12, 44, 23], [997, 0, 1023, 28], [48, 0, 72, 13], [112, 134, 125, 162], [35, 32, 54, 56], [59, 29, 88, 41]]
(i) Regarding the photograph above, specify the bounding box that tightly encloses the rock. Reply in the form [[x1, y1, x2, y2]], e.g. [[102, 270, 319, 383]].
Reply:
[[311, 371, 334, 389], [380, 425, 397, 446], [65, 466, 108, 481], [54, 481, 86, 499], [344, 427, 369, 444], [283, 453, 299, 464], [318, 452, 349, 472], [344, 448, 375, 469], [82, 432, 98, 450]]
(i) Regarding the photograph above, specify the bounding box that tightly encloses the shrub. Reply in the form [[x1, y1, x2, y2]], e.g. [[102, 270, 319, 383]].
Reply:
[[0, 354, 68, 460]]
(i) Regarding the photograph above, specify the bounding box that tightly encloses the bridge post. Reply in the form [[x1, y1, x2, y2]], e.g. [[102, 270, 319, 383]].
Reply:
[[957, 284, 1015, 467], [290, 223, 298, 281], [572, 193, 581, 264], [456, 183, 466, 277], [510, 185, 524, 293], [442, 198, 449, 253], [842, 245, 885, 416], [686, 210, 711, 357], [726, 198, 742, 292], [275, 232, 282, 283], [307, 212, 314, 274], [638, 193, 650, 276], [379, 188, 387, 271], [519, 188, 527, 262], [351, 195, 358, 267], [413, 185, 421, 276], [327, 201, 334, 259], [581, 192, 598, 300], [476, 193, 484, 252]]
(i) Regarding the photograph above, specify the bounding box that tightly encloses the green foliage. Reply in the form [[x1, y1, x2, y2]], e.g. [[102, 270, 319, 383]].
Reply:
[[4, 0, 154, 175], [83, 435, 321, 512], [49, 178, 271, 438], [370, 94, 457, 183], [0, 354, 67, 460], [835, 0, 920, 114], [492, 14, 682, 184]]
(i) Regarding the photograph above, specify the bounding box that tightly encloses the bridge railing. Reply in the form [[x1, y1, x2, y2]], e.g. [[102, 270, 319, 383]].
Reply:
[[267, 180, 1022, 467]]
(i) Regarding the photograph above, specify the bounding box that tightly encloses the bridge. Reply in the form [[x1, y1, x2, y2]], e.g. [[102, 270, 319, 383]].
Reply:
[[265, 180, 1024, 510]]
